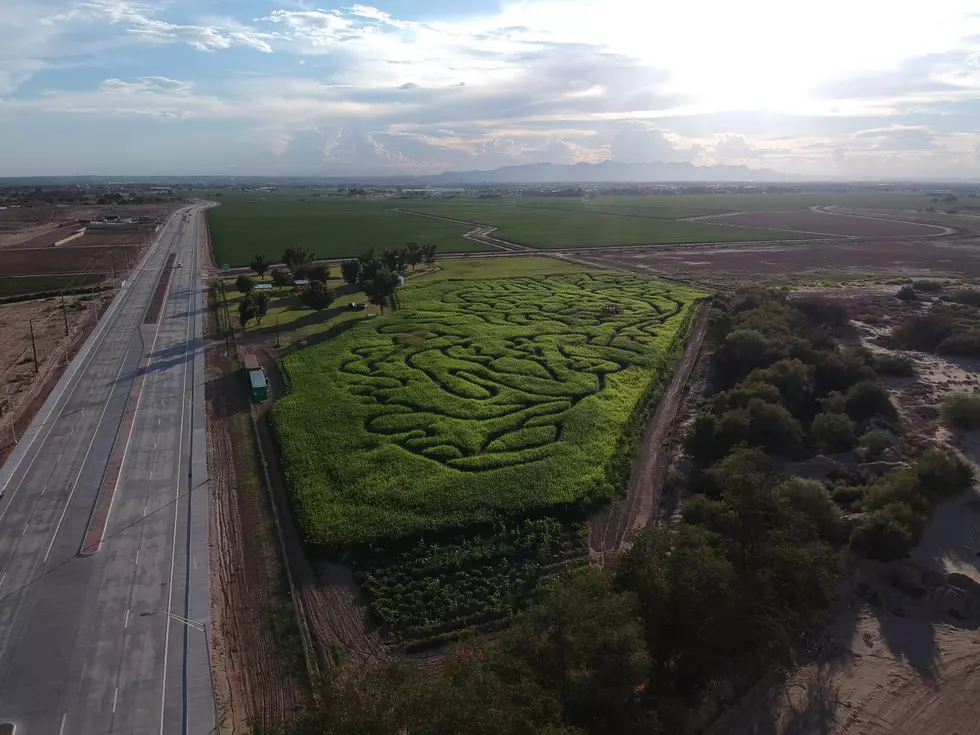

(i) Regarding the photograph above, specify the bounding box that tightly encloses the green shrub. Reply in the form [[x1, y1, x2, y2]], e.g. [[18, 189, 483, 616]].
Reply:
[[872, 352, 915, 376], [858, 429, 893, 458], [949, 288, 980, 306], [896, 285, 916, 301], [941, 392, 980, 430], [912, 280, 944, 293], [777, 477, 843, 542], [845, 380, 895, 421], [915, 448, 974, 501], [850, 507, 915, 561], [937, 331, 980, 357], [810, 412, 856, 454], [831, 483, 865, 509]]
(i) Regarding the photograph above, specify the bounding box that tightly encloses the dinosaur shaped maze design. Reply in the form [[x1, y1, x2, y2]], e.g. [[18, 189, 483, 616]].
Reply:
[[339, 274, 689, 472]]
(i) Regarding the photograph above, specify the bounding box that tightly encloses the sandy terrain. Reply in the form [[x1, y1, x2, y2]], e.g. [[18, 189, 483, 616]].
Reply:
[[693, 209, 952, 239], [0, 245, 144, 276]]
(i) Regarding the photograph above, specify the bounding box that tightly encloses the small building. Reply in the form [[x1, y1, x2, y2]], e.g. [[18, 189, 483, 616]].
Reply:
[[249, 369, 269, 402]]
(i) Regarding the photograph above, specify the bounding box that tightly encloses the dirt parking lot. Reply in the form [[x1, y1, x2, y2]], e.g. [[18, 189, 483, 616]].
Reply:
[[695, 209, 951, 238]]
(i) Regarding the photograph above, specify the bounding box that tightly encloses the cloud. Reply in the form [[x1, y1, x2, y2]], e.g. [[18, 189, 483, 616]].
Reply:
[[609, 122, 697, 163], [851, 125, 939, 151], [714, 134, 760, 161], [99, 76, 194, 95]]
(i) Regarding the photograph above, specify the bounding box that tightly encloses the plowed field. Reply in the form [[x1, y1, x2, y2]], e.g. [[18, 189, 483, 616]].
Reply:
[[696, 209, 950, 238]]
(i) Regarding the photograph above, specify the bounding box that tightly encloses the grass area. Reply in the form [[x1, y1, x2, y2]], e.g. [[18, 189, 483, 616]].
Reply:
[[0, 274, 100, 298], [206, 198, 492, 266], [426, 256, 599, 280], [272, 272, 705, 546]]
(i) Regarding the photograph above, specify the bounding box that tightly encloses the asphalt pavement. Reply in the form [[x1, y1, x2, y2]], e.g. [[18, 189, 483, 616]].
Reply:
[[0, 204, 213, 734]]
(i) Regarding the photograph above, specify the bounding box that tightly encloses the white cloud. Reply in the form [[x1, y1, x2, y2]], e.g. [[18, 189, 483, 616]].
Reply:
[[99, 76, 194, 94]]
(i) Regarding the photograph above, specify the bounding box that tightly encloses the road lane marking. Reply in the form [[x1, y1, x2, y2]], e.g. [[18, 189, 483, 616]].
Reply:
[[159, 215, 196, 735], [0, 572, 6, 589], [58, 712, 67, 735], [20, 523, 28, 537], [135, 549, 140, 567], [124, 608, 130, 629], [112, 686, 118, 713], [43, 348, 132, 564]]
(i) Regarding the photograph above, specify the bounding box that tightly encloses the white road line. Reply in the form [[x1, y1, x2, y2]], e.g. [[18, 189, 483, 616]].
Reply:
[[135, 549, 140, 567], [43, 348, 131, 564], [0, 572, 6, 589], [124, 608, 130, 629], [112, 686, 119, 713], [58, 711, 67, 735], [20, 523, 28, 537]]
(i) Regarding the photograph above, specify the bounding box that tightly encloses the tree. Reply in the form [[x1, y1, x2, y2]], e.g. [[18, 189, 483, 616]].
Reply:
[[850, 509, 915, 561], [235, 274, 255, 294], [380, 247, 405, 272], [405, 241, 423, 269], [299, 281, 334, 315], [249, 253, 272, 279], [238, 292, 257, 328], [281, 247, 315, 275], [270, 268, 291, 290], [810, 412, 856, 454], [299, 263, 330, 282], [253, 292, 269, 324], [423, 243, 438, 265], [713, 329, 770, 385], [776, 477, 843, 543], [341, 259, 361, 285], [362, 268, 401, 314], [358, 249, 383, 283], [498, 571, 651, 735]]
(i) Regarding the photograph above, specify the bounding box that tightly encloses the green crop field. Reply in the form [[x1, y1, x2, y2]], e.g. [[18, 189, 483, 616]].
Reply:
[[200, 189, 936, 263], [206, 198, 493, 266], [273, 272, 705, 547]]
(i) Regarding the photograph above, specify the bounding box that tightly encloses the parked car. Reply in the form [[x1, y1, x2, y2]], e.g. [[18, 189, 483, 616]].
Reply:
[[347, 302, 366, 311]]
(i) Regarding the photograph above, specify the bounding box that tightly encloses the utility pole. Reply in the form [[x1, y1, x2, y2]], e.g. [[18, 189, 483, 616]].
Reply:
[[61, 295, 69, 337], [29, 319, 38, 374], [3, 377, 17, 445], [275, 317, 281, 348], [110, 247, 117, 280]]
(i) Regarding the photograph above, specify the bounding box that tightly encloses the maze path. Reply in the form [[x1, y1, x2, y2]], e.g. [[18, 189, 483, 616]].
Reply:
[[338, 274, 687, 472]]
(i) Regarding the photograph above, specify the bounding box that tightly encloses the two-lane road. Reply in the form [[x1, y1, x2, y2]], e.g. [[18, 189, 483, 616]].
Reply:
[[0, 205, 212, 733]]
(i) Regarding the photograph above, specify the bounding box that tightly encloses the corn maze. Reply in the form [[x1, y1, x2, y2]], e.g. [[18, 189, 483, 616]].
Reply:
[[274, 272, 705, 546]]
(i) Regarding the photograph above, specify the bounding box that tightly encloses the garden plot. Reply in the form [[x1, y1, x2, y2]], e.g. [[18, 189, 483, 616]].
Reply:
[[274, 272, 705, 546]]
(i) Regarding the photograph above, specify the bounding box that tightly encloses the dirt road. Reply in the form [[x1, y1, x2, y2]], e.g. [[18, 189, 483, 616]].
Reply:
[[206, 346, 307, 732], [589, 301, 710, 563]]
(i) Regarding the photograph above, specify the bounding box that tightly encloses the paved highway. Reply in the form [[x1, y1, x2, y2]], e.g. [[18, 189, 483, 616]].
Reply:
[[0, 205, 212, 734]]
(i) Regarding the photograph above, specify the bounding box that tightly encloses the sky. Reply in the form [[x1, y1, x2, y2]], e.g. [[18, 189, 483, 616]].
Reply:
[[1, 0, 979, 179]]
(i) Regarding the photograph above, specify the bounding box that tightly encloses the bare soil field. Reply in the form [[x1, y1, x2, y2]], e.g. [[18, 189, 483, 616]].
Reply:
[[0, 291, 112, 462], [0, 204, 171, 250], [694, 209, 951, 238], [577, 237, 980, 287], [0, 245, 144, 276]]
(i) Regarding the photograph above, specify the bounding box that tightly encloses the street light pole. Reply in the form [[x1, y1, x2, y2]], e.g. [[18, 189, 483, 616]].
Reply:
[[140, 611, 218, 733]]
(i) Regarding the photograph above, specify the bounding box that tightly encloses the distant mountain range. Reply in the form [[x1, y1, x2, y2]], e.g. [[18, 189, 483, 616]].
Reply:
[[0, 160, 784, 187], [419, 160, 783, 184]]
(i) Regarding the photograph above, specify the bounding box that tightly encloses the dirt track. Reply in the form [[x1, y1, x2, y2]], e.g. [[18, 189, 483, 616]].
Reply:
[[589, 301, 710, 564], [206, 346, 307, 732], [692, 208, 952, 238]]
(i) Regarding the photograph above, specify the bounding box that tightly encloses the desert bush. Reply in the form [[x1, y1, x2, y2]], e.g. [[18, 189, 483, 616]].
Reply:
[[937, 331, 980, 357], [912, 280, 944, 293], [850, 506, 916, 561], [949, 288, 980, 307], [845, 380, 895, 421], [941, 392, 980, 430], [896, 285, 916, 302], [810, 412, 857, 454], [872, 352, 915, 376], [915, 448, 974, 501], [777, 477, 844, 542], [858, 429, 893, 458], [831, 483, 865, 508]]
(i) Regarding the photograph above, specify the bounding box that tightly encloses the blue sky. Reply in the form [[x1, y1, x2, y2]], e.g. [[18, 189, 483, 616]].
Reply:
[[1, 0, 979, 178]]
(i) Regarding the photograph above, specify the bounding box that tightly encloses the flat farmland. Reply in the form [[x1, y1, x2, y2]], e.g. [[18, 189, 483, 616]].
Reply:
[[0, 274, 101, 298], [396, 200, 815, 248], [273, 272, 705, 547], [206, 198, 493, 266], [0, 245, 142, 276], [696, 209, 951, 238]]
